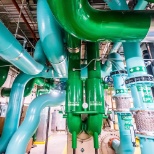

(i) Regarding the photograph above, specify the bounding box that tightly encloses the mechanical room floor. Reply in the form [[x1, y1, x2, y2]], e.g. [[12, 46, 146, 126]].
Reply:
[[30, 133, 67, 154]]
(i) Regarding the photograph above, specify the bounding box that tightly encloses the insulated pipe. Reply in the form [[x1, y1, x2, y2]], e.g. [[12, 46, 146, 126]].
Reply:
[[47, 0, 153, 42], [33, 40, 47, 65], [0, 22, 44, 75], [6, 92, 65, 154], [37, 0, 67, 77], [1, 78, 50, 97], [0, 67, 59, 153], [12, 0, 38, 42], [101, 0, 148, 74], [109, 53, 134, 154]]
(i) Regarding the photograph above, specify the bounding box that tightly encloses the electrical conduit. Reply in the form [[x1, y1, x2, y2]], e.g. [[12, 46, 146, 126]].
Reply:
[[37, 0, 67, 77], [6, 92, 65, 154]]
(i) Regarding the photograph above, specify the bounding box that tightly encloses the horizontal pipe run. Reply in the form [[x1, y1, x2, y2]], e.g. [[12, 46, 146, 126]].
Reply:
[[48, 0, 154, 42], [0, 22, 44, 75], [6, 92, 65, 154]]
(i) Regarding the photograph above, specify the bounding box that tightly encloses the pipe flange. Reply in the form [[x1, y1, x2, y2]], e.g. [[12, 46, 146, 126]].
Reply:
[[125, 75, 154, 86], [0, 87, 4, 98], [110, 70, 127, 76], [67, 47, 80, 53]]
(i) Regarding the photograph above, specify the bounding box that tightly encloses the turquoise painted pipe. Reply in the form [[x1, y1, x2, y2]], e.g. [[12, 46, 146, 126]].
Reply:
[[47, 0, 153, 42], [33, 40, 47, 65], [37, 0, 67, 77], [110, 53, 134, 154], [112, 113, 134, 154], [6, 92, 65, 154], [102, 0, 148, 74], [140, 138, 154, 154], [0, 67, 60, 153], [104, 0, 129, 10], [123, 42, 154, 109], [0, 22, 44, 75]]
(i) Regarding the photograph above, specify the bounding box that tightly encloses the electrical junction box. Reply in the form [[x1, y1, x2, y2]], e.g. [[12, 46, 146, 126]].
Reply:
[[0, 104, 7, 117]]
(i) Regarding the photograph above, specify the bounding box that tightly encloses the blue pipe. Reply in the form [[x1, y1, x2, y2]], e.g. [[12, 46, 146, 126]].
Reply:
[[0, 67, 59, 153], [0, 22, 44, 75], [37, 0, 67, 77], [109, 53, 134, 154], [33, 40, 47, 65], [6, 92, 65, 154]]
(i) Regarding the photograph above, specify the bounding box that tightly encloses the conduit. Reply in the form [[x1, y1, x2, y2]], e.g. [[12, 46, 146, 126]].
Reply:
[[47, 0, 154, 42], [0, 22, 44, 75], [0, 67, 59, 153], [6, 92, 65, 154], [37, 0, 67, 77]]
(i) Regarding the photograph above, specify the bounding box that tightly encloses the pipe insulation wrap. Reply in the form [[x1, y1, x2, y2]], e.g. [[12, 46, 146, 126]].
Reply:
[[0, 22, 44, 75]]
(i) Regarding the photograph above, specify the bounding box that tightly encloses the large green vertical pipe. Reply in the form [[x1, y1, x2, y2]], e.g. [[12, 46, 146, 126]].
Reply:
[[66, 34, 82, 150], [47, 0, 153, 42], [0, 67, 60, 153], [85, 42, 104, 150], [5, 92, 66, 154], [0, 22, 44, 75]]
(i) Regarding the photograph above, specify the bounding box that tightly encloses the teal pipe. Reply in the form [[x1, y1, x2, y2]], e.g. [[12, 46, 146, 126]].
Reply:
[[6, 92, 65, 154], [0, 67, 59, 153], [1, 78, 50, 97], [112, 113, 134, 154], [0, 22, 44, 75], [33, 40, 47, 65], [123, 42, 154, 154], [110, 53, 134, 154], [104, 0, 129, 10], [102, 0, 148, 74], [47, 0, 152, 42], [37, 0, 67, 77]]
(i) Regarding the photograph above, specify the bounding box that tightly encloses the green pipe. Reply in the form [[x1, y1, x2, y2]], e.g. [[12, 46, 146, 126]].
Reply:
[[47, 0, 153, 42], [66, 34, 82, 150], [0, 22, 44, 75], [85, 42, 104, 150], [0, 60, 10, 87], [145, 0, 154, 2], [1, 78, 51, 97]]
